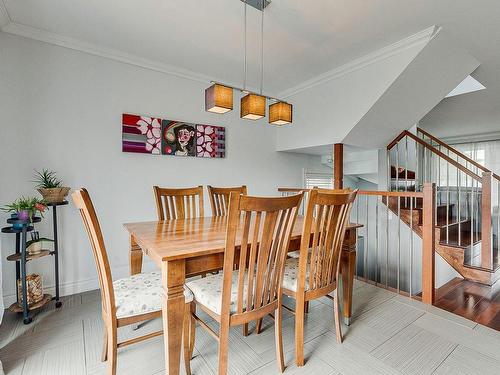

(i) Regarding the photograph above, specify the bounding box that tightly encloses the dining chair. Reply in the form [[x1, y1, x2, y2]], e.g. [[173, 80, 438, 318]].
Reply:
[[186, 192, 303, 375], [72, 188, 195, 375], [207, 185, 248, 216], [282, 188, 357, 367], [153, 185, 204, 220]]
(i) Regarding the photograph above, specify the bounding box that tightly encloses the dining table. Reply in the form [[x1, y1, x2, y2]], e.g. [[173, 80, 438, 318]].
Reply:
[[124, 216, 362, 375]]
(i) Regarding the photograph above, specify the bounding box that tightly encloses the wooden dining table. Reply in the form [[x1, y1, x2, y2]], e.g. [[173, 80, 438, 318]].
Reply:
[[124, 216, 362, 375]]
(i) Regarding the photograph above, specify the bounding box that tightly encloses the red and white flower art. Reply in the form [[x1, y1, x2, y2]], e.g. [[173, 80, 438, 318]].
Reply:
[[137, 117, 161, 154], [196, 125, 215, 157]]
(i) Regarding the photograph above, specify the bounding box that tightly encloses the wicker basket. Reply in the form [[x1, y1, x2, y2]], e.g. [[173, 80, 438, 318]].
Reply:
[[17, 274, 43, 306], [37, 187, 70, 203]]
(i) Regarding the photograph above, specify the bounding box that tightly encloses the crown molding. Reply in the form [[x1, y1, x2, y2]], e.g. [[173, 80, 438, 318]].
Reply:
[[1, 21, 216, 84], [278, 25, 439, 98], [0, 0, 11, 28], [1, 17, 438, 96]]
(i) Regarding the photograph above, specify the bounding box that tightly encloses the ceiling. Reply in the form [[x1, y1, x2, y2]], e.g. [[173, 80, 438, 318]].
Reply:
[[1, 0, 500, 139]]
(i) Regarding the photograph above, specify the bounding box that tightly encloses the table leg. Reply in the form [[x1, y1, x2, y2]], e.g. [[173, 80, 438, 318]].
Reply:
[[129, 235, 143, 275], [161, 259, 186, 375], [341, 250, 356, 326]]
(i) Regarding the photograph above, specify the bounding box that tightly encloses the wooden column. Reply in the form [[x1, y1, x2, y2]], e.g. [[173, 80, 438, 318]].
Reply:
[[422, 182, 435, 304], [334, 143, 344, 189], [481, 171, 492, 269]]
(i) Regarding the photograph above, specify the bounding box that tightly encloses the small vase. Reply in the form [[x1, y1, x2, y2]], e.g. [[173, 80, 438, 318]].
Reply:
[[17, 210, 30, 221]]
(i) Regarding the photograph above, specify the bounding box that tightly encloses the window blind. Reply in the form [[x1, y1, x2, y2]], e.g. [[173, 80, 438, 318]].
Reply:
[[304, 171, 333, 189]]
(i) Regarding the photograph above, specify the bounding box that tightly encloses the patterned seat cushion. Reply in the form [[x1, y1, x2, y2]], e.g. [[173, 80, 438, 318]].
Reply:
[[282, 258, 310, 292], [113, 272, 193, 319], [186, 271, 248, 315]]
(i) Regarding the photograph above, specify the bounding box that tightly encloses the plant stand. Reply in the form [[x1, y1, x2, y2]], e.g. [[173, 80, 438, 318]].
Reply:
[[1, 202, 67, 324], [47, 201, 68, 308]]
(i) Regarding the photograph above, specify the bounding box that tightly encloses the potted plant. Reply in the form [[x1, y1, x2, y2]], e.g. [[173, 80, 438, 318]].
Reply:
[[26, 232, 54, 254], [2, 196, 47, 223], [33, 169, 70, 204]]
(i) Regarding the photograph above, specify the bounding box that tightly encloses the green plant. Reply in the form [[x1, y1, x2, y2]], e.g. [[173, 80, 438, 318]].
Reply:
[[2, 196, 47, 218], [33, 169, 62, 189]]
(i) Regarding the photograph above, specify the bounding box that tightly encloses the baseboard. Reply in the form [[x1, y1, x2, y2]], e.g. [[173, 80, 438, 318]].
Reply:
[[2, 261, 158, 307], [2, 277, 99, 307]]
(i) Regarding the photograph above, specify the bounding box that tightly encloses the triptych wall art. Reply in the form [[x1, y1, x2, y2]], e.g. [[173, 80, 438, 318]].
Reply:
[[122, 113, 226, 158]]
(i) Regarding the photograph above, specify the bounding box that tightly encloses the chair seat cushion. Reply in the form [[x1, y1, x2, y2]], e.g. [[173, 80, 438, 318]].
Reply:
[[287, 249, 312, 259], [113, 272, 193, 319], [282, 258, 310, 292], [186, 271, 248, 315]]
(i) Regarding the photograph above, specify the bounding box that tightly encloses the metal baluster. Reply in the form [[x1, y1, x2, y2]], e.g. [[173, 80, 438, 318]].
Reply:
[[376, 196, 379, 284], [409, 196, 413, 297], [437, 147, 441, 205], [397, 193, 401, 293], [396, 143, 399, 192], [386, 194, 389, 288], [415, 139, 419, 192], [365, 195, 369, 281], [405, 137, 409, 206], [446, 149, 450, 243], [471, 178, 474, 257], [387, 149, 391, 191], [458, 169, 462, 246]]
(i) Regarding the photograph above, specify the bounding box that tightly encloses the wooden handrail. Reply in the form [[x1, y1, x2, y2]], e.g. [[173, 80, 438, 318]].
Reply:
[[388, 130, 482, 181], [417, 127, 500, 181], [358, 190, 424, 198], [277, 188, 312, 192]]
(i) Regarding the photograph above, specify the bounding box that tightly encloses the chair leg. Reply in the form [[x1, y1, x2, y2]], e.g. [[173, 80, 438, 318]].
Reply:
[[183, 304, 192, 375], [190, 302, 196, 358], [218, 321, 230, 375], [304, 301, 310, 314], [101, 329, 108, 362], [106, 326, 117, 375], [255, 318, 263, 334], [243, 323, 249, 337], [274, 304, 285, 373], [295, 295, 306, 367], [333, 289, 343, 344]]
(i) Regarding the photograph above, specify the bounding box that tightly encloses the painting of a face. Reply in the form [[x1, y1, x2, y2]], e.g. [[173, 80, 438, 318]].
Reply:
[[162, 121, 196, 156]]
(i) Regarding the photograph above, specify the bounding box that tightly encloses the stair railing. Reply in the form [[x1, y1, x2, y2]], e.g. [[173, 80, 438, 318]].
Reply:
[[352, 185, 436, 304], [417, 127, 499, 270], [387, 130, 494, 269]]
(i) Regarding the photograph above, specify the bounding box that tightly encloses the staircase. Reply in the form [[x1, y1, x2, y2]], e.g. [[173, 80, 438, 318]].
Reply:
[[386, 128, 500, 285]]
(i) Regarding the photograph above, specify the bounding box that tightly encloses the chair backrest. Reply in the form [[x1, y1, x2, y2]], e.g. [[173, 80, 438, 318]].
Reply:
[[277, 188, 311, 216], [297, 188, 358, 294], [72, 188, 115, 320], [221, 192, 303, 321], [153, 186, 204, 220], [207, 185, 248, 217]]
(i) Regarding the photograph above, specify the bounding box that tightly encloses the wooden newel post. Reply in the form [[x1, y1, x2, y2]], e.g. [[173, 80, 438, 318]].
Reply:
[[481, 171, 492, 269], [334, 143, 344, 189], [422, 182, 435, 304]]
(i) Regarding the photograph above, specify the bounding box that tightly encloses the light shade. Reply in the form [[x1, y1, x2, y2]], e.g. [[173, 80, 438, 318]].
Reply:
[[269, 101, 293, 125], [205, 84, 233, 113], [241, 93, 266, 120]]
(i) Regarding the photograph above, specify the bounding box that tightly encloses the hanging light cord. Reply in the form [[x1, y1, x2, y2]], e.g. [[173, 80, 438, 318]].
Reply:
[[243, 0, 247, 91], [260, 0, 264, 95]]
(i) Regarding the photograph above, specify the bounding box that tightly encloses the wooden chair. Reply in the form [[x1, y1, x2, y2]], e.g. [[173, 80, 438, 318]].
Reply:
[[153, 185, 204, 220], [207, 185, 248, 216], [72, 188, 195, 375], [186, 192, 303, 375], [282, 188, 357, 366]]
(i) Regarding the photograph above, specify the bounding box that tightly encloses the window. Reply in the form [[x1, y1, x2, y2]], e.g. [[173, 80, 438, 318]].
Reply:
[[304, 171, 333, 189]]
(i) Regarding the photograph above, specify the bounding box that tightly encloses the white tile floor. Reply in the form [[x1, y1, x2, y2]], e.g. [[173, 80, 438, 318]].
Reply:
[[1, 280, 499, 375]]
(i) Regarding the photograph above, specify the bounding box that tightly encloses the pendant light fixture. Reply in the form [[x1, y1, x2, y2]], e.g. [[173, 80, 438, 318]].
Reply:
[[204, 0, 292, 125], [240, 0, 266, 120], [205, 83, 233, 113], [269, 101, 293, 125]]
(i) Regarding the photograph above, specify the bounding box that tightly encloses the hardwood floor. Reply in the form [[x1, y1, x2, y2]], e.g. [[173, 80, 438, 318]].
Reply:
[[1, 280, 500, 374], [435, 278, 500, 331]]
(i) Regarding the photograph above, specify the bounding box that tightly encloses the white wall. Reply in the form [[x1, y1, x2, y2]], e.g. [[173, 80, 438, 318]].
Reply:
[[0, 32, 313, 304], [276, 40, 428, 152]]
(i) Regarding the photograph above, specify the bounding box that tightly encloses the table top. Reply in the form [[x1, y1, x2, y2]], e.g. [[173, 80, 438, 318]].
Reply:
[[124, 216, 362, 264]]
